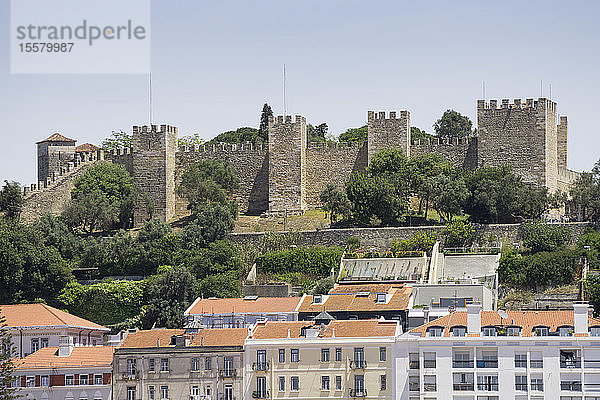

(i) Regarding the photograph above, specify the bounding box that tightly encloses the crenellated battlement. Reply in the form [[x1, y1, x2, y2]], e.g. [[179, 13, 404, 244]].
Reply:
[[307, 141, 364, 150], [477, 97, 557, 112], [177, 142, 267, 153], [367, 110, 409, 122], [109, 147, 133, 157], [268, 115, 306, 126], [410, 136, 475, 146], [133, 124, 178, 134]]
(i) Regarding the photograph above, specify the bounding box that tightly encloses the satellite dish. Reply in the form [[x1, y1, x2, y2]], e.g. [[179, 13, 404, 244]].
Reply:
[[498, 310, 509, 320]]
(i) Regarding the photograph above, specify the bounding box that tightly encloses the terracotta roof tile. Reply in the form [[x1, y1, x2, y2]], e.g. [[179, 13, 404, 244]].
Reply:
[[410, 310, 600, 337], [299, 285, 411, 313], [0, 304, 108, 331], [36, 133, 76, 144], [119, 329, 184, 348], [329, 283, 406, 294], [185, 297, 302, 315], [75, 143, 99, 152], [251, 319, 399, 339], [120, 328, 247, 348], [14, 346, 113, 370]]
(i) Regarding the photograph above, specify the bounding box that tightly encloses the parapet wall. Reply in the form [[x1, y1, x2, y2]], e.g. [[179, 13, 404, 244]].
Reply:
[[175, 143, 269, 216], [305, 141, 367, 208], [105, 147, 134, 175], [410, 137, 478, 169], [367, 110, 410, 161]]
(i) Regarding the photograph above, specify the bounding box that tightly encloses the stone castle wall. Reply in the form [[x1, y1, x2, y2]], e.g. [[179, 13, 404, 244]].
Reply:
[[367, 110, 410, 161], [106, 148, 134, 175], [557, 116, 568, 170], [410, 137, 478, 169]]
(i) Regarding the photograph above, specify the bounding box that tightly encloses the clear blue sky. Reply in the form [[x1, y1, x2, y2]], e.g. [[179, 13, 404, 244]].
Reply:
[[1, 0, 599, 185]]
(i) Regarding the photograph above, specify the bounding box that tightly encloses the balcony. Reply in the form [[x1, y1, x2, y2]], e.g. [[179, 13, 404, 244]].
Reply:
[[560, 360, 581, 369], [476, 360, 498, 368], [452, 360, 474, 368], [453, 383, 474, 391], [409, 382, 419, 392], [423, 383, 436, 392], [349, 388, 367, 397], [561, 381, 582, 391], [218, 396, 235, 400], [350, 360, 367, 369], [219, 369, 237, 379], [530, 360, 543, 368], [252, 362, 270, 371], [409, 361, 419, 369], [251, 390, 269, 399], [477, 384, 498, 391], [121, 372, 139, 381], [584, 360, 600, 368]]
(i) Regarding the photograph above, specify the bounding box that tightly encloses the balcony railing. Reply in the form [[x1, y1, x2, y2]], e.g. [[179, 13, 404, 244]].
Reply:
[[477, 384, 498, 391], [452, 360, 474, 368], [530, 360, 543, 368], [476, 360, 498, 368], [561, 382, 582, 391], [560, 360, 582, 369], [251, 390, 269, 399], [121, 372, 139, 381], [219, 369, 237, 379], [218, 396, 235, 400], [423, 383, 436, 392], [349, 360, 367, 369], [584, 360, 600, 368], [349, 388, 367, 397], [423, 361, 436, 368], [453, 383, 474, 391], [409, 383, 419, 392], [409, 361, 419, 369], [252, 362, 270, 371]]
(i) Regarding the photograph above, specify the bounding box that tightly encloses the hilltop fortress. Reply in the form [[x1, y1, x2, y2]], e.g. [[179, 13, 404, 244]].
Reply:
[[21, 97, 580, 225]]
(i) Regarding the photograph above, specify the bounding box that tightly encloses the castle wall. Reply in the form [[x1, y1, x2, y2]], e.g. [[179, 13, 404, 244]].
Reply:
[[557, 116, 568, 170], [106, 148, 134, 175], [175, 143, 269, 217], [477, 98, 558, 191], [37, 141, 76, 183], [305, 141, 367, 208], [367, 110, 410, 162], [409, 137, 478, 169]]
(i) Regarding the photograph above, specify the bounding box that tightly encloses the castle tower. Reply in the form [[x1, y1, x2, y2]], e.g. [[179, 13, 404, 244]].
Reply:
[[36, 133, 76, 183], [477, 98, 558, 192], [557, 115, 568, 169], [267, 115, 307, 215], [367, 110, 410, 163], [132, 124, 177, 226]]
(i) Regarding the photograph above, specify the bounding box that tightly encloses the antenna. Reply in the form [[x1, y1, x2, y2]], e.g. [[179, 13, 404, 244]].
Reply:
[[540, 79, 543, 97], [549, 83, 552, 99], [283, 64, 287, 117], [149, 72, 153, 125], [482, 81, 486, 100]]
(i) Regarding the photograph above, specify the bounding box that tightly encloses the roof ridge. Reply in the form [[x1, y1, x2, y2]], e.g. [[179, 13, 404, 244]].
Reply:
[[40, 304, 67, 325]]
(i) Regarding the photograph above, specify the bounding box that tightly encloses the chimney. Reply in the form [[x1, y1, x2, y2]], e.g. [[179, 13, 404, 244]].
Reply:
[[574, 302, 590, 335], [466, 303, 482, 336], [58, 336, 74, 357]]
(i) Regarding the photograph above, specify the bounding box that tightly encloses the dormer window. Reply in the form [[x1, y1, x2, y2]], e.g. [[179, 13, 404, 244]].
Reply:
[[427, 327, 444, 337], [506, 326, 521, 336], [533, 326, 549, 337], [451, 326, 466, 337], [558, 326, 574, 337], [482, 326, 497, 337], [314, 295, 323, 304], [376, 293, 386, 303]]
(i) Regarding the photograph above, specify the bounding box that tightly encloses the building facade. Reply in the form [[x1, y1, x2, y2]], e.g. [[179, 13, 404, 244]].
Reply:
[[113, 328, 247, 400]]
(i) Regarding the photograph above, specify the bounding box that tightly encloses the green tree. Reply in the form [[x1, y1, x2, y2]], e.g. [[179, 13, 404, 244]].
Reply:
[[410, 126, 434, 141], [521, 221, 572, 253], [312, 277, 334, 295], [101, 130, 132, 150], [31, 214, 82, 263], [320, 184, 351, 224], [259, 103, 273, 142], [142, 266, 198, 329], [0, 309, 20, 399], [62, 190, 117, 234], [443, 220, 475, 248], [346, 172, 404, 226], [409, 153, 453, 219], [0, 181, 23, 221], [569, 164, 600, 222], [427, 173, 469, 222], [339, 125, 367, 143], [198, 271, 241, 298], [578, 228, 600, 269], [307, 123, 328, 142], [207, 127, 261, 144], [433, 109, 473, 138], [181, 202, 237, 248], [585, 274, 600, 316], [178, 133, 204, 149]]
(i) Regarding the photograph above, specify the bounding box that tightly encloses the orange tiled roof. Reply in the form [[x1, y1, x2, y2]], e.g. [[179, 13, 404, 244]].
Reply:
[[36, 133, 76, 144], [119, 329, 185, 348], [329, 283, 406, 294], [120, 328, 247, 348], [299, 285, 411, 313], [0, 304, 108, 331], [251, 319, 399, 339], [410, 310, 600, 337], [185, 297, 303, 315], [75, 143, 99, 152], [14, 346, 114, 370]]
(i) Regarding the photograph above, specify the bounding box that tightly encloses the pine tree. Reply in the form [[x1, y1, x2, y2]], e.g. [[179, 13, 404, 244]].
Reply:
[[0, 309, 20, 399], [259, 103, 273, 142]]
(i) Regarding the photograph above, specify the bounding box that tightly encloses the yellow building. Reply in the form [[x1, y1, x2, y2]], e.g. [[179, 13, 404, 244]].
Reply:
[[244, 319, 401, 400]]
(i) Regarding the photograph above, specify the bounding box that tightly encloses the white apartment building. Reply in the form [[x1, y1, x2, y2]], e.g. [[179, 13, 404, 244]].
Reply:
[[395, 303, 600, 400]]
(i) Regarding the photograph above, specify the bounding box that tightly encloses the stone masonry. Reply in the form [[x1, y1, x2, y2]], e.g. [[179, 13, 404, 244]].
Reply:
[[24, 97, 580, 226]]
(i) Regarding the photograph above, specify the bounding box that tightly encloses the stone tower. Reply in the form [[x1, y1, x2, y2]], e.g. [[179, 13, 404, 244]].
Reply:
[[557, 115, 568, 169], [267, 115, 307, 215], [367, 110, 410, 162], [132, 124, 177, 226], [477, 98, 558, 192], [36, 133, 76, 184]]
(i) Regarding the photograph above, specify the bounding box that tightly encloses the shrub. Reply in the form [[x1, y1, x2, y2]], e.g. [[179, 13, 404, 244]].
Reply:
[[255, 247, 344, 277], [346, 236, 361, 251], [391, 231, 437, 255], [521, 221, 572, 253], [443, 220, 475, 248]]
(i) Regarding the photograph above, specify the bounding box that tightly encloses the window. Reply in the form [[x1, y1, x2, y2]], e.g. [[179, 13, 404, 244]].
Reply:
[[533, 326, 549, 336], [453, 351, 473, 368], [205, 386, 212, 397], [127, 387, 136, 400], [149, 358, 155, 372], [94, 374, 102, 385], [560, 380, 582, 391], [515, 375, 528, 391], [41, 375, 49, 387], [423, 375, 436, 392], [224, 356, 233, 376], [279, 349, 285, 363], [291, 349, 299, 363], [127, 358, 137, 375], [224, 385, 233, 400], [530, 352, 543, 368], [79, 374, 88, 385], [427, 327, 443, 337], [149, 385, 155, 400], [160, 385, 169, 399], [291, 376, 299, 391], [479, 351, 498, 368], [477, 375, 498, 391], [424, 352, 436, 368], [453, 372, 474, 391], [189, 357, 198, 371], [66, 375, 74, 386], [335, 375, 342, 390], [482, 327, 497, 336], [161, 358, 169, 372], [256, 377, 267, 398], [379, 347, 386, 362], [322, 348, 330, 362], [190, 385, 199, 399], [559, 326, 574, 336], [26, 376, 34, 387], [409, 376, 419, 392], [354, 375, 365, 396], [335, 348, 342, 362], [531, 377, 543, 391], [314, 295, 323, 304], [560, 350, 581, 368], [279, 376, 285, 392], [12, 377, 20, 388], [40, 338, 48, 348], [409, 353, 420, 369], [322, 376, 330, 390], [591, 327, 600, 336], [205, 356, 212, 370], [376, 293, 386, 303], [380, 374, 387, 390], [507, 327, 521, 336], [515, 353, 527, 368], [31, 338, 39, 353], [452, 326, 466, 337], [256, 350, 266, 370]]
